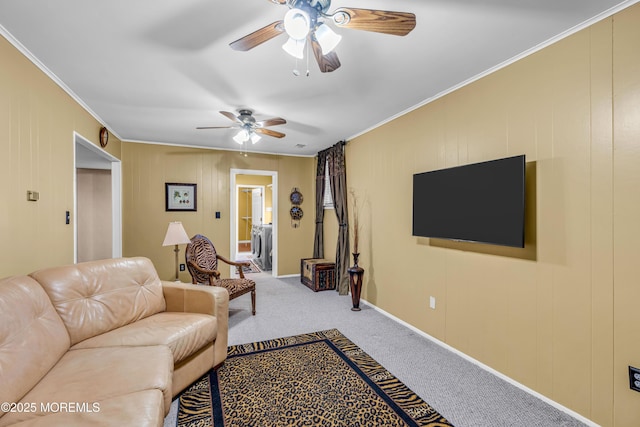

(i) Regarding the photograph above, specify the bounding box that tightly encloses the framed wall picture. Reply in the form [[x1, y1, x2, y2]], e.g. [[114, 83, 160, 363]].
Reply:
[[165, 183, 197, 212]]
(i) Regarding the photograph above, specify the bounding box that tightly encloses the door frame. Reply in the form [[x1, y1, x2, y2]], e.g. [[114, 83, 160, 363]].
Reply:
[[230, 169, 277, 276], [73, 132, 122, 263]]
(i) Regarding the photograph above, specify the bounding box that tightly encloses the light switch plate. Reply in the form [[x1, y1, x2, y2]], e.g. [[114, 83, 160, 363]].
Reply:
[[629, 366, 640, 392]]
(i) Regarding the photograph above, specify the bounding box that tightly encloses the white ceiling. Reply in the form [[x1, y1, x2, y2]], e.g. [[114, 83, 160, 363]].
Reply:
[[0, 0, 635, 156]]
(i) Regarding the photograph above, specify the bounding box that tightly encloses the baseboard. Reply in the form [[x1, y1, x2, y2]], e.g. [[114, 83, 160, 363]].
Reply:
[[276, 273, 300, 279], [360, 299, 600, 427]]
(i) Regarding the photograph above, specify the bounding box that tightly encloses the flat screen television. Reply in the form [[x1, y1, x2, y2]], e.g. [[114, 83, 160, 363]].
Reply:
[[412, 155, 525, 248]]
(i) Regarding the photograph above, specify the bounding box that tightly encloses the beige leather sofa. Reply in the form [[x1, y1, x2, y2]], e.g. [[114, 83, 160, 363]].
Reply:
[[0, 256, 228, 427]]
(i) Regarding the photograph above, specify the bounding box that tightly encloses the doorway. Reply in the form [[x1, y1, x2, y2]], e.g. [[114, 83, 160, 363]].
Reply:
[[74, 132, 122, 263], [230, 169, 277, 277]]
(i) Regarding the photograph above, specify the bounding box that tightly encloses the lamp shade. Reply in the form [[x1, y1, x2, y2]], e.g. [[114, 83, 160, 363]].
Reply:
[[282, 37, 305, 59], [315, 23, 342, 55], [233, 129, 250, 144], [284, 8, 310, 40], [162, 221, 191, 246]]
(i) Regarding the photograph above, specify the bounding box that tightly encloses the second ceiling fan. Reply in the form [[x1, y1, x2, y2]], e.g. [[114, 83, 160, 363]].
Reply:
[[197, 110, 286, 144], [230, 0, 416, 73]]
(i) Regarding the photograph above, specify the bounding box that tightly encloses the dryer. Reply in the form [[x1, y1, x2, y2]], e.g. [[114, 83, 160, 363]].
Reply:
[[253, 224, 272, 271], [261, 224, 272, 271]]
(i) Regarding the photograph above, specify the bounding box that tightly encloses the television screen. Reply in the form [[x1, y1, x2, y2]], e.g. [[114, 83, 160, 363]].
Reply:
[[412, 155, 525, 248]]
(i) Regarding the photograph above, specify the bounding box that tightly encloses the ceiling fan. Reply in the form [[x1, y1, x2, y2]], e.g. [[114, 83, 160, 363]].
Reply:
[[197, 109, 286, 144], [230, 0, 416, 73]]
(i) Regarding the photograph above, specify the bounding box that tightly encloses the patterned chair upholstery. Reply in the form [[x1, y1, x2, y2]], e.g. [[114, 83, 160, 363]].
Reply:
[[185, 234, 256, 315]]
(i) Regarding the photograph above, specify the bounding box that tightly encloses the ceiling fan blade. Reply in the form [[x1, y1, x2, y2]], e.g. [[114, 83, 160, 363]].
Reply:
[[310, 37, 341, 73], [255, 128, 286, 138], [219, 111, 241, 123], [229, 21, 285, 51], [196, 126, 233, 130], [331, 8, 416, 36], [256, 117, 287, 127]]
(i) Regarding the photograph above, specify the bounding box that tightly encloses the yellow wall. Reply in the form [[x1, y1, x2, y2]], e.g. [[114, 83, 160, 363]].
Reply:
[[122, 143, 314, 281], [612, 6, 640, 426], [0, 35, 121, 277], [346, 5, 640, 426]]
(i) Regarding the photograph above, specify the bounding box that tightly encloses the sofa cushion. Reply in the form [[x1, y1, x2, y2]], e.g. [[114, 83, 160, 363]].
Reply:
[[0, 345, 173, 426], [0, 276, 70, 418], [71, 311, 217, 364], [30, 257, 166, 345], [5, 390, 164, 427]]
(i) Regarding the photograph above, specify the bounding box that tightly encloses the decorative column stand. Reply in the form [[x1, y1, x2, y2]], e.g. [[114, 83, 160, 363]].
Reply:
[[348, 253, 364, 311]]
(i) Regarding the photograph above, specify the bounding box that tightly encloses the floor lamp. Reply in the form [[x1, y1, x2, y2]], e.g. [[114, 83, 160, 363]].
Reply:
[[162, 221, 191, 282]]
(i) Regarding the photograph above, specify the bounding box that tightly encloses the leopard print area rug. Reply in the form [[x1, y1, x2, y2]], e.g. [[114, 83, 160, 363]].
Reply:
[[177, 329, 453, 427]]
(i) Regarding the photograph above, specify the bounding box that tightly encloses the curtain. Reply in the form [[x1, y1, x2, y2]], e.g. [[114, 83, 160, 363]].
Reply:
[[313, 151, 327, 259], [327, 141, 350, 295]]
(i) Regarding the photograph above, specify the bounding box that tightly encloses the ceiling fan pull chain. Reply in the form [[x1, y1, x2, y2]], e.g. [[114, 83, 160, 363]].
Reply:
[[293, 57, 300, 76]]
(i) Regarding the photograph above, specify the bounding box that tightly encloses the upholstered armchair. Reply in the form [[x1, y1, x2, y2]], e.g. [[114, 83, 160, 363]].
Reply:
[[185, 234, 256, 315]]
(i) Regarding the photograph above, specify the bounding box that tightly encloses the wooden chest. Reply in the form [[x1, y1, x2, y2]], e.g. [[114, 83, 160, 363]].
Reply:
[[300, 258, 336, 292]]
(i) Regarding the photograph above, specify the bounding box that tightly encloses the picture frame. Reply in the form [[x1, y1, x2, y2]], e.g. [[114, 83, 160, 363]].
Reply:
[[165, 183, 197, 212]]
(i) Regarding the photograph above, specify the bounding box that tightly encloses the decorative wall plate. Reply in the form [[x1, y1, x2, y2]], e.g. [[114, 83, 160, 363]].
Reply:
[[290, 206, 303, 220], [290, 188, 303, 205]]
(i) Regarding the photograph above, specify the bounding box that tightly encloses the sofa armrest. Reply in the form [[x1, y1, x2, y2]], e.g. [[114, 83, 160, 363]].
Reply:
[[162, 281, 229, 367]]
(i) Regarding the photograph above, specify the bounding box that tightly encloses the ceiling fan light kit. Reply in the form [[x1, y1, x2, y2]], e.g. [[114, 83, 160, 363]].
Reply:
[[232, 128, 261, 144], [282, 4, 339, 61], [233, 129, 250, 144]]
